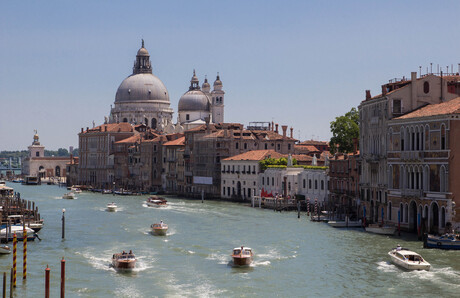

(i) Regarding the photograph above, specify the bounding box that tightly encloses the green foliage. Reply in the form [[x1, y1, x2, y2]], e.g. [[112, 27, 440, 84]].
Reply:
[[330, 107, 359, 154], [264, 164, 328, 170], [259, 157, 297, 170], [0, 150, 28, 160]]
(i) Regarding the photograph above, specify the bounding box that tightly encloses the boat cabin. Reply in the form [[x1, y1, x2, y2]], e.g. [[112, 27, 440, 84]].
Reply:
[[233, 247, 252, 256]]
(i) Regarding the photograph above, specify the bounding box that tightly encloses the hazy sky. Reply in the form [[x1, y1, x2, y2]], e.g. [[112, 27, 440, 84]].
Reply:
[[1, 0, 460, 151]]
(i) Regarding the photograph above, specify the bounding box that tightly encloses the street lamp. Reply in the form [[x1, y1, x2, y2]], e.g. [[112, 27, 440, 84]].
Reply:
[[62, 208, 66, 240], [113, 181, 116, 196]]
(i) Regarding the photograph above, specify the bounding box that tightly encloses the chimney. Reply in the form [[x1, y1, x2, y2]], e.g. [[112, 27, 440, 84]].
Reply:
[[275, 124, 279, 134], [365, 90, 371, 100], [81, 128, 83, 133], [381, 85, 387, 96], [411, 71, 417, 110], [272, 121, 274, 131], [290, 127, 293, 138], [105, 125, 107, 132], [353, 138, 358, 155], [282, 125, 287, 138]]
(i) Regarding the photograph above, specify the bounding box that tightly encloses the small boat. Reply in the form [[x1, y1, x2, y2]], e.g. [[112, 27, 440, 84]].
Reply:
[[365, 223, 396, 235], [71, 187, 82, 193], [27, 222, 44, 233], [327, 217, 362, 228], [0, 245, 11, 254], [107, 202, 117, 212], [112, 251, 136, 270], [0, 226, 36, 241], [151, 222, 168, 236], [231, 246, 254, 266], [62, 192, 75, 199], [424, 233, 460, 250], [146, 196, 167, 207], [102, 189, 112, 194], [388, 247, 431, 271]]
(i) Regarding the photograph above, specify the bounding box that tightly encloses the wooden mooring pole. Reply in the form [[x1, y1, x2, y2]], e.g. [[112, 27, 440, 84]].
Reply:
[[9, 269, 12, 298], [61, 258, 65, 298], [2, 272, 6, 298], [45, 266, 50, 298]]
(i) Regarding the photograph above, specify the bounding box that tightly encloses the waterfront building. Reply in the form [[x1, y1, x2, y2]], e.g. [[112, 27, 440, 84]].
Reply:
[[109, 40, 173, 132], [259, 167, 303, 198], [183, 123, 297, 198], [178, 71, 225, 131], [163, 136, 186, 193], [221, 150, 284, 200], [387, 97, 460, 232], [328, 151, 360, 218], [358, 70, 460, 225], [65, 156, 79, 186], [297, 166, 329, 205], [22, 132, 70, 179], [78, 122, 137, 188]]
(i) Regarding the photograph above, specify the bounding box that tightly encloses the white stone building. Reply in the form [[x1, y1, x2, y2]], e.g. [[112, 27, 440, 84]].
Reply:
[[221, 150, 283, 199], [259, 167, 303, 198], [297, 168, 329, 204]]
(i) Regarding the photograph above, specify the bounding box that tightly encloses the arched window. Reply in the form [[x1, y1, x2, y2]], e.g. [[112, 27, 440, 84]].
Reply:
[[423, 81, 430, 94], [441, 207, 446, 228], [388, 202, 392, 221], [303, 179, 306, 188], [151, 118, 157, 129], [55, 166, 61, 177], [405, 203, 409, 223], [321, 180, 324, 190], [145, 118, 148, 126], [400, 203, 404, 222], [123, 118, 128, 122]]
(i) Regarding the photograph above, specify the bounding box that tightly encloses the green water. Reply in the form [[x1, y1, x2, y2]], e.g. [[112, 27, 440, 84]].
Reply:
[[1, 182, 459, 297]]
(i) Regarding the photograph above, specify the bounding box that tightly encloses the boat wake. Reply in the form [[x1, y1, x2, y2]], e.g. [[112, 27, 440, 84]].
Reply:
[[206, 253, 228, 265], [376, 261, 398, 273]]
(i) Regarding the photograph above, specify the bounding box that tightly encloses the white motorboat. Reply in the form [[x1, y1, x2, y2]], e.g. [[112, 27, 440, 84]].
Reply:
[[62, 192, 75, 199], [0, 245, 11, 254], [424, 233, 460, 250], [388, 247, 431, 271], [146, 196, 167, 207], [107, 202, 117, 212], [365, 223, 396, 235], [0, 226, 36, 241], [328, 217, 362, 228], [71, 187, 82, 193]]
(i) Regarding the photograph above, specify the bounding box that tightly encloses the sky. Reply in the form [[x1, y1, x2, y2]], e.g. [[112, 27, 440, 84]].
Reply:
[[1, 0, 460, 151]]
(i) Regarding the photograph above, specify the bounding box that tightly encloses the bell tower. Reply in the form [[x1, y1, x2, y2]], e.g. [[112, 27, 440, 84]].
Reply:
[[211, 73, 225, 123]]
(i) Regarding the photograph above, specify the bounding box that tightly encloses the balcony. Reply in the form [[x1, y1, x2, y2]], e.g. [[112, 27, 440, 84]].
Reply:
[[401, 189, 423, 197], [401, 151, 424, 161]]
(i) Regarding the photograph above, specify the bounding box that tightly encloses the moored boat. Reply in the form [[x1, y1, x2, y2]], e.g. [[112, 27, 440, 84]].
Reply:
[[327, 217, 362, 228], [0, 245, 11, 254], [146, 196, 167, 207], [365, 223, 396, 235], [0, 226, 36, 241], [107, 202, 117, 212], [231, 246, 254, 266], [62, 192, 75, 199], [112, 251, 136, 270], [151, 221, 168, 236], [71, 187, 82, 193], [424, 233, 460, 250], [388, 246, 431, 271]]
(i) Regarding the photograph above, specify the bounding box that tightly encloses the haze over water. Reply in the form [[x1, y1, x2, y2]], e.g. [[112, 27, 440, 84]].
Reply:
[[1, 182, 459, 297]]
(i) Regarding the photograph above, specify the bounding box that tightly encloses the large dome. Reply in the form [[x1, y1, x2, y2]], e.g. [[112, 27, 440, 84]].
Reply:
[[178, 90, 210, 111], [115, 73, 169, 103]]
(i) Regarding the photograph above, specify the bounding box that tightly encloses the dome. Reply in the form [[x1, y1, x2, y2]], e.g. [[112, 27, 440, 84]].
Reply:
[[202, 77, 210, 89], [178, 90, 210, 111], [115, 73, 169, 103], [214, 74, 222, 87], [137, 47, 149, 56]]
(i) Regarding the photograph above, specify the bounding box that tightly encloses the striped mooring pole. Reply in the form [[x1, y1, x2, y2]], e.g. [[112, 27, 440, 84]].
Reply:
[[23, 229, 27, 280], [307, 199, 310, 216], [12, 234, 16, 288], [314, 199, 318, 216]]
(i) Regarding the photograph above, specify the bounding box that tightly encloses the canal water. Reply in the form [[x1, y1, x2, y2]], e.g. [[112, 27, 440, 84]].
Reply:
[[1, 182, 459, 297]]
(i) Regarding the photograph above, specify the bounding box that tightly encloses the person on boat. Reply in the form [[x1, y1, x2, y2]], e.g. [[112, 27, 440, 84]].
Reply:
[[160, 220, 164, 226], [129, 250, 132, 255], [396, 244, 401, 251], [122, 250, 126, 255]]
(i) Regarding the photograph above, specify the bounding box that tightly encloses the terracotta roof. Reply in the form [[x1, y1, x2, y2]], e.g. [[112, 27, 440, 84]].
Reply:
[[299, 140, 329, 146], [396, 97, 460, 119], [115, 134, 141, 144], [223, 150, 285, 161], [295, 144, 320, 152], [82, 122, 133, 134], [163, 136, 185, 146]]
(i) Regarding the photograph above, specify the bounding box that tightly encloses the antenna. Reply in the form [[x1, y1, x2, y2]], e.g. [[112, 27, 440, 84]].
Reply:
[[430, 63, 433, 74], [419, 66, 421, 77]]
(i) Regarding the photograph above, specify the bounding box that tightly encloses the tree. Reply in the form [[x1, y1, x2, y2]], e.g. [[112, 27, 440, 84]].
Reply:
[[329, 107, 359, 154]]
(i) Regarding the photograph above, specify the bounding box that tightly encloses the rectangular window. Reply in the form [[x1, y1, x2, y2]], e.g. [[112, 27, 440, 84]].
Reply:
[[393, 99, 402, 115]]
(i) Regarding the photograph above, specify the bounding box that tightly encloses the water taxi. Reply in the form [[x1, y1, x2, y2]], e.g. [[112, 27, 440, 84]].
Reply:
[[107, 202, 117, 212], [424, 233, 460, 250], [62, 192, 75, 199], [388, 247, 431, 271], [365, 223, 396, 235], [112, 251, 136, 270], [231, 246, 254, 266], [146, 196, 167, 207], [0, 245, 11, 254], [151, 221, 168, 236]]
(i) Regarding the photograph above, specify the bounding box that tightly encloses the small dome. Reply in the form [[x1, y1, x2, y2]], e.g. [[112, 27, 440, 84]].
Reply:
[[178, 90, 210, 111], [137, 47, 149, 56], [191, 70, 199, 84], [115, 73, 169, 103], [202, 77, 210, 89]]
